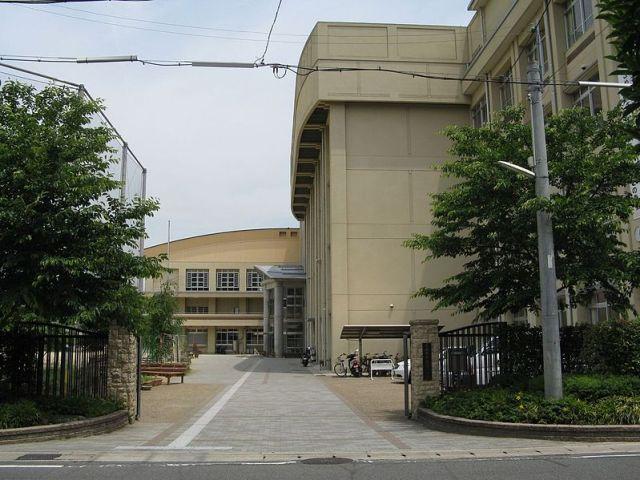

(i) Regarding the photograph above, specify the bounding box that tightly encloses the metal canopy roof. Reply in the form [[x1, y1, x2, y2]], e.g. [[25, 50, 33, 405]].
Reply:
[[340, 324, 410, 340], [255, 264, 306, 280]]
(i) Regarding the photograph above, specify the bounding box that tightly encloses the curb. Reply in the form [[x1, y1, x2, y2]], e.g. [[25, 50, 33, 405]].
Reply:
[[0, 410, 129, 445], [417, 407, 640, 441]]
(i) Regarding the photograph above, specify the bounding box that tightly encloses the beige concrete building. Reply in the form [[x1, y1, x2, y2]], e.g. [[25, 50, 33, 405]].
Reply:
[[290, 0, 640, 367], [144, 228, 301, 355]]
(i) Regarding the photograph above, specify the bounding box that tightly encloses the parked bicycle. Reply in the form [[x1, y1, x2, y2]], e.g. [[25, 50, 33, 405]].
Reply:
[[334, 352, 362, 377]]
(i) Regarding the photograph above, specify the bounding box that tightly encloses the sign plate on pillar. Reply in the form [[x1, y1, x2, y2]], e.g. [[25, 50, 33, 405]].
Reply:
[[422, 343, 432, 381]]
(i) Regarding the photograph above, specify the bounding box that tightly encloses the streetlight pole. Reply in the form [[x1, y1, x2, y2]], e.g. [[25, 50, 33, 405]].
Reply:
[[528, 60, 563, 399]]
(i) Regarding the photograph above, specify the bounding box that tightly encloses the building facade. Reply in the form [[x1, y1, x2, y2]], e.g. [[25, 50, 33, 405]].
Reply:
[[290, 0, 639, 367], [144, 228, 301, 354]]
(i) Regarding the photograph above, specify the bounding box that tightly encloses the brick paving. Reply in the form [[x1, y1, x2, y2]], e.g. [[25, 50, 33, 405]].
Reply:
[[1, 355, 639, 461]]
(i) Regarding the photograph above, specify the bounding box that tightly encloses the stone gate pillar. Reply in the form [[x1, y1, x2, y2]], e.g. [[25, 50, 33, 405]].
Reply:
[[409, 319, 440, 417], [107, 323, 138, 422]]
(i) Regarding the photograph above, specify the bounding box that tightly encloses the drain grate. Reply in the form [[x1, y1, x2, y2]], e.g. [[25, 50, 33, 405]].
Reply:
[[17, 453, 61, 461], [301, 457, 353, 465]]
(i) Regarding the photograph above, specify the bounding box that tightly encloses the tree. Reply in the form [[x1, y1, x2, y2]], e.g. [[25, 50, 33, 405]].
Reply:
[[140, 284, 181, 362], [0, 81, 164, 331], [597, 0, 640, 137], [405, 106, 640, 321]]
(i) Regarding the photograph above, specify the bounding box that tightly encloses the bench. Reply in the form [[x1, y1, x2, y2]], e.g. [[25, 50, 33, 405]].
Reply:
[[369, 358, 395, 380], [140, 363, 188, 385]]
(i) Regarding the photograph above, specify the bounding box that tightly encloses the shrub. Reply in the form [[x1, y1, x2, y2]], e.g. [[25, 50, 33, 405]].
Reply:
[[424, 387, 640, 425], [593, 396, 640, 425], [37, 396, 122, 418], [527, 374, 640, 401], [581, 318, 640, 376], [0, 400, 41, 429]]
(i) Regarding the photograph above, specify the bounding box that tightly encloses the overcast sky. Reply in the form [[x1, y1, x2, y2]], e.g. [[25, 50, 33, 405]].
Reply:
[[0, 0, 473, 247]]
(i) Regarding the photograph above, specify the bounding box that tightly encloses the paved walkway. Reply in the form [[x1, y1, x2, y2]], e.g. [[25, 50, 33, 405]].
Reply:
[[1, 356, 639, 462]]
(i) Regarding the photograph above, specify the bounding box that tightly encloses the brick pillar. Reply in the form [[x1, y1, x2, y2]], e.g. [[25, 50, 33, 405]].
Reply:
[[409, 319, 440, 417], [107, 323, 138, 422]]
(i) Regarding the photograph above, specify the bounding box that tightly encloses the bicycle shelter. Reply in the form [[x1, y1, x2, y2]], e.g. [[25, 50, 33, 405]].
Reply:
[[340, 324, 411, 417]]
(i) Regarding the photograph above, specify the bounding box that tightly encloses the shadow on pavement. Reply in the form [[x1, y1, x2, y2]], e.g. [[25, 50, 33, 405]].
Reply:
[[232, 355, 313, 374]]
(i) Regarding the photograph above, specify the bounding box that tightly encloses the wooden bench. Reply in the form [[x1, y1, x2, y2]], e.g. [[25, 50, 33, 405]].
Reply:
[[140, 363, 188, 385]]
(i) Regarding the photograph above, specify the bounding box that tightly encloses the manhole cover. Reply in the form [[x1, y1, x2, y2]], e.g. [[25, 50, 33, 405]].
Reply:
[[17, 454, 61, 461], [301, 457, 353, 465]]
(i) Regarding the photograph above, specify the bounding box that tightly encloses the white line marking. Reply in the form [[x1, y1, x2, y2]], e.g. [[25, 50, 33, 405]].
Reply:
[[168, 359, 260, 448], [0, 465, 64, 468], [574, 454, 640, 459], [115, 446, 232, 450]]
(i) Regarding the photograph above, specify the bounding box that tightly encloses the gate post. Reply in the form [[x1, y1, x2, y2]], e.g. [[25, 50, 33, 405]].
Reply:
[[107, 322, 138, 422], [409, 319, 440, 417]]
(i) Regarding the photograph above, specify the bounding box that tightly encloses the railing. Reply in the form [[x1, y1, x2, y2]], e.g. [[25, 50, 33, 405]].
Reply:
[[439, 322, 503, 391], [0, 322, 108, 398]]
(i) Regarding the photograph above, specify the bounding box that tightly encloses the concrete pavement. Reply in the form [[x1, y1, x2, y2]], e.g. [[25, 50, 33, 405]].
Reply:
[[1, 355, 639, 463]]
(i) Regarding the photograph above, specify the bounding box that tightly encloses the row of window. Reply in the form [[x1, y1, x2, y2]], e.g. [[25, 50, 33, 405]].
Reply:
[[471, 71, 602, 128], [471, 0, 598, 126], [185, 268, 264, 292]]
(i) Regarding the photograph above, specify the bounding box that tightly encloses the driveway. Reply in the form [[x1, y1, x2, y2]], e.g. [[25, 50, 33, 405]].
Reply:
[[1, 355, 639, 462]]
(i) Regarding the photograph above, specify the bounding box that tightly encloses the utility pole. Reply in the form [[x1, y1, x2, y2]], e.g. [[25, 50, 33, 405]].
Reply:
[[528, 60, 563, 399]]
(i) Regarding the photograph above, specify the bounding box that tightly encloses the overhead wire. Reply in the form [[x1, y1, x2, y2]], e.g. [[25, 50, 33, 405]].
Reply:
[[256, 0, 283, 64], [8, 4, 480, 46], [0, 55, 586, 87]]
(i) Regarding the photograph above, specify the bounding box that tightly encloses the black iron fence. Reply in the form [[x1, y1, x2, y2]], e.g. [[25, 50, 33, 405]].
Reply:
[[438, 322, 600, 391], [0, 322, 108, 398], [439, 322, 502, 391]]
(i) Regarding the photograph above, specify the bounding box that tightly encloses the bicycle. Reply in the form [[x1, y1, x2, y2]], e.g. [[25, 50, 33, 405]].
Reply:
[[334, 353, 348, 377]]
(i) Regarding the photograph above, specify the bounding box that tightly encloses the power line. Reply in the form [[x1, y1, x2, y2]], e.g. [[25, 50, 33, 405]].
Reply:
[[256, 0, 283, 64], [45, 4, 479, 40], [8, 4, 481, 46], [0, 54, 616, 89]]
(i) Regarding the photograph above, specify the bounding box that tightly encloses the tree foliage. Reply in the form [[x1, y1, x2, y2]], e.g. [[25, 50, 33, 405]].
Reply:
[[0, 81, 164, 331], [140, 283, 181, 362], [597, 0, 640, 136], [405, 106, 640, 320]]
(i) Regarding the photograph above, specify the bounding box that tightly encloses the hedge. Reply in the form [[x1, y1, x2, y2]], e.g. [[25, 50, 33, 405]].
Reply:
[[498, 318, 640, 380]]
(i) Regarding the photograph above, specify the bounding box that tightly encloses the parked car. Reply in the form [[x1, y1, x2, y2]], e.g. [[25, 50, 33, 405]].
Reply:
[[392, 359, 410, 382], [440, 338, 500, 388]]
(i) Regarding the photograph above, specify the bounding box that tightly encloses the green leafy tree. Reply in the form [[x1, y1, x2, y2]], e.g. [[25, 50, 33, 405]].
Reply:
[[0, 81, 164, 331], [597, 0, 640, 136], [140, 283, 181, 362], [405, 107, 640, 320]]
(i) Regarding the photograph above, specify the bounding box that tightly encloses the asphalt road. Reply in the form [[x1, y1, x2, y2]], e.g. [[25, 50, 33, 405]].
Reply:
[[1, 453, 639, 480]]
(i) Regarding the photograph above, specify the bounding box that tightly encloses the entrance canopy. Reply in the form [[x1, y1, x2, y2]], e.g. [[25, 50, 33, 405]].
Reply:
[[340, 324, 410, 340]]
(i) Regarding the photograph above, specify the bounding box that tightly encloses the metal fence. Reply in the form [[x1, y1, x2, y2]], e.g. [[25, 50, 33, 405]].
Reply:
[[0, 323, 108, 398], [439, 322, 503, 391]]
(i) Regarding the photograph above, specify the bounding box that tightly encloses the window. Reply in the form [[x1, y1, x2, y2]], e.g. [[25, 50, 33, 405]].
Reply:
[[290, 231, 298, 237], [185, 305, 209, 314], [279, 231, 287, 237], [471, 96, 488, 128], [246, 269, 263, 291], [526, 22, 549, 78], [215, 328, 238, 353], [216, 269, 239, 291], [589, 291, 609, 325], [186, 269, 209, 291], [498, 69, 513, 109], [187, 328, 208, 348], [565, 0, 594, 47], [573, 75, 602, 115], [246, 329, 263, 352], [513, 309, 528, 325], [285, 287, 304, 320]]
